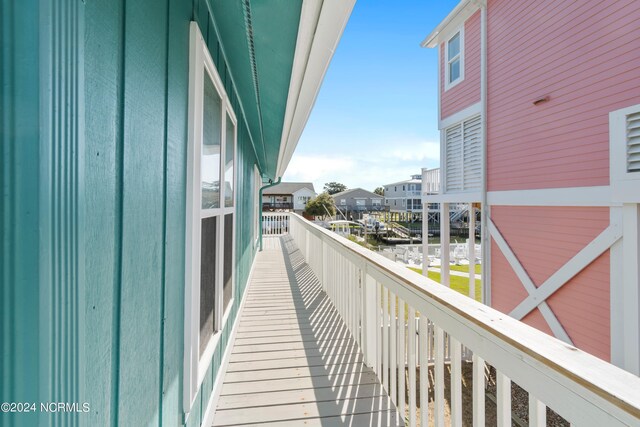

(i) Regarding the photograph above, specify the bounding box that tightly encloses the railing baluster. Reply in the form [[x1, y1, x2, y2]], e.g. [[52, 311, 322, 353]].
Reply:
[[352, 264, 357, 338], [382, 286, 389, 392], [419, 315, 429, 427], [496, 371, 511, 427], [376, 280, 382, 379], [390, 290, 397, 404], [529, 394, 546, 427], [472, 354, 485, 426], [364, 273, 376, 369], [408, 306, 417, 427], [434, 326, 445, 427], [398, 297, 406, 417], [451, 337, 462, 427]]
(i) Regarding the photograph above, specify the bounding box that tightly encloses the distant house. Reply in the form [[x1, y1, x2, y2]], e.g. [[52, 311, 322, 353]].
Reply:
[[383, 175, 423, 215], [331, 188, 384, 219], [263, 182, 316, 213]]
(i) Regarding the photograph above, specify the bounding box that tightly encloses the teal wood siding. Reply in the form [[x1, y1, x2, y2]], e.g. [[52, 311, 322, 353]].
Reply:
[[1, 1, 42, 426], [2, 0, 259, 426]]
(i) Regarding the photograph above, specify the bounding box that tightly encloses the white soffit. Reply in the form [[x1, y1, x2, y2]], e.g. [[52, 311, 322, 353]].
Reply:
[[275, 0, 356, 178]]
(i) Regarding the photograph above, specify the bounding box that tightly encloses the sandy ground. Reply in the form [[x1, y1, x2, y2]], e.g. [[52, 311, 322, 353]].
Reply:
[[399, 361, 570, 426]]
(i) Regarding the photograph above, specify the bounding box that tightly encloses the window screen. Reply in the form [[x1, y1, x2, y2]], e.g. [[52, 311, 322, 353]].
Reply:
[[199, 216, 217, 356]]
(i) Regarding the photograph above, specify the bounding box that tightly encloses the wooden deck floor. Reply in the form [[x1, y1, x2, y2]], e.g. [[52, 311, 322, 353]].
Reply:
[[212, 236, 403, 426]]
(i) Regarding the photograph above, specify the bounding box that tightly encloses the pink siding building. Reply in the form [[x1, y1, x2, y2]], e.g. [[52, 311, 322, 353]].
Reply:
[[423, 0, 640, 373]]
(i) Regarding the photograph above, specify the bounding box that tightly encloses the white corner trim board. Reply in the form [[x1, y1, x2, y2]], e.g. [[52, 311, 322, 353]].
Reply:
[[509, 224, 622, 321], [488, 219, 572, 344]]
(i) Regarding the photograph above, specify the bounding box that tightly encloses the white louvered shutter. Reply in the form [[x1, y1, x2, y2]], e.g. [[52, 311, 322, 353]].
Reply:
[[627, 111, 640, 173], [463, 115, 482, 189], [444, 114, 482, 193], [610, 103, 640, 202], [445, 124, 463, 192]]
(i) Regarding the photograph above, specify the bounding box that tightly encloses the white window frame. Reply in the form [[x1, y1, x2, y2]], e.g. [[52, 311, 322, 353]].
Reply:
[[610, 103, 640, 203], [444, 26, 464, 91], [184, 21, 238, 412]]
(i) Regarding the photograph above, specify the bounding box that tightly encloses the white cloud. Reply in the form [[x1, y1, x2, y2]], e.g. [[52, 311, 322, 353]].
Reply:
[[284, 155, 355, 183], [282, 145, 440, 193], [390, 141, 440, 162]]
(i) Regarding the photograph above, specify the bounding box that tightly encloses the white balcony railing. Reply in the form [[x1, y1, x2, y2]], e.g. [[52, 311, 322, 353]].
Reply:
[[261, 212, 290, 235], [423, 167, 440, 194], [271, 212, 640, 426]]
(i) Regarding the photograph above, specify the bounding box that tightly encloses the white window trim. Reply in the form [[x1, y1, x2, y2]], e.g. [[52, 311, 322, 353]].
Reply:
[[610, 103, 640, 203], [184, 21, 238, 413], [444, 26, 464, 91]]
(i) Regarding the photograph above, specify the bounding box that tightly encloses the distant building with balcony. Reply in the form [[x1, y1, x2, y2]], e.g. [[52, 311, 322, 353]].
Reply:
[[331, 188, 384, 220], [383, 175, 424, 215], [262, 182, 316, 213], [423, 0, 640, 373]]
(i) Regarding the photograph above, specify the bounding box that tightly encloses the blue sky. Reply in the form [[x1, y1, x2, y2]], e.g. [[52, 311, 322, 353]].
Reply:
[[283, 0, 459, 193]]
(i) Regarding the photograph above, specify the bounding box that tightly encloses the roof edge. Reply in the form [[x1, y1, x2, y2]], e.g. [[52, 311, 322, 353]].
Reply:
[[275, 0, 357, 178], [421, 0, 484, 48]]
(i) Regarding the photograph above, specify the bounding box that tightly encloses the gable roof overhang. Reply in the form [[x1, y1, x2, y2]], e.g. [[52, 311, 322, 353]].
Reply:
[[420, 0, 484, 49], [210, 0, 355, 180]]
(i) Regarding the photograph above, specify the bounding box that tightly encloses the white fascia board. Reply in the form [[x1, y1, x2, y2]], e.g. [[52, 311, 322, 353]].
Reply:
[[421, 0, 483, 49], [423, 191, 482, 203], [275, 0, 356, 178], [487, 186, 619, 207]]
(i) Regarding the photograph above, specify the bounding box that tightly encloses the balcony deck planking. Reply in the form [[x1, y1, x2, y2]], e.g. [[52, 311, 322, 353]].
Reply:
[[212, 236, 402, 426]]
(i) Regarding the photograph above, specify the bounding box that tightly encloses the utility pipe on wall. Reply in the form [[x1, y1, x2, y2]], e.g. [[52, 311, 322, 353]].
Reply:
[[258, 177, 281, 251]]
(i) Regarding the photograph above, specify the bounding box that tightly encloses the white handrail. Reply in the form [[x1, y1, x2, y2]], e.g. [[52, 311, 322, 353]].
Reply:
[[282, 212, 640, 426]]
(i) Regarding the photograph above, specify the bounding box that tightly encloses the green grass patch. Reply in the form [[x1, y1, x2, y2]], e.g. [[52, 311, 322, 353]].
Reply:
[[408, 268, 481, 302], [448, 264, 482, 274]]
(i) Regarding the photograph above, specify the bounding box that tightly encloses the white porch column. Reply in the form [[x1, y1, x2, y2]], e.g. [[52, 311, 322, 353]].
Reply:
[[441, 203, 450, 287], [612, 203, 640, 375], [468, 203, 476, 300], [622, 204, 640, 374]]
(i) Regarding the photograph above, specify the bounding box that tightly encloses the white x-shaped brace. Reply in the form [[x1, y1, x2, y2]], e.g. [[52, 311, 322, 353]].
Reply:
[[488, 218, 622, 345]]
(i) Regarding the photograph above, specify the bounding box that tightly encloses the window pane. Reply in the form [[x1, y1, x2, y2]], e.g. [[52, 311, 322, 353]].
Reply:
[[202, 71, 222, 209], [224, 115, 235, 207], [448, 33, 460, 60], [449, 59, 460, 82], [222, 214, 233, 313], [199, 216, 217, 356]]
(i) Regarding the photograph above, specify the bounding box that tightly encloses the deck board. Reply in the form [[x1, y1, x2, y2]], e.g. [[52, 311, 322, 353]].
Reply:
[[212, 236, 401, 426]]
